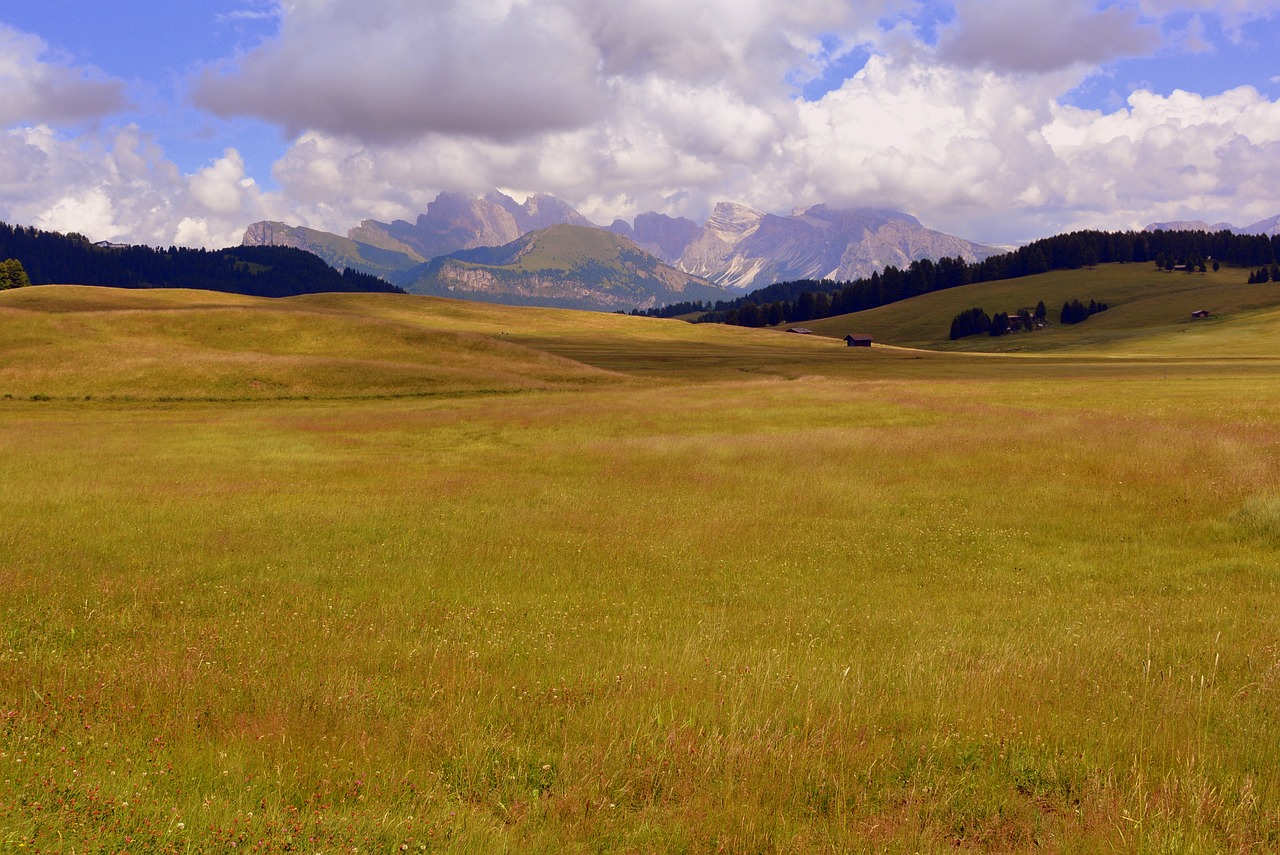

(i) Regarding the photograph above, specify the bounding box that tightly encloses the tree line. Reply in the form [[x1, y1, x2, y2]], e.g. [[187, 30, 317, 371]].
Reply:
[[638, 228, 1280, 326], [1247, 263, 1280, 283], [1059, 298, 1109, 325], [0, 221, 405, 298], [950, 298, 1109, 340], [950, 301, 1047, 339]]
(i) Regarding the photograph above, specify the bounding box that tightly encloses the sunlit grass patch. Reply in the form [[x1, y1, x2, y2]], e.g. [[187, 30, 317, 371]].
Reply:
[[1227, 494, 1280, 542]]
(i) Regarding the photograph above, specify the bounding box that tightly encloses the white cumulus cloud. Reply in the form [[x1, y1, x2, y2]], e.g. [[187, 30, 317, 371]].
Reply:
[[0, 125, 291, 248], [938, 0, 1163, 72], [192, 0, 905, 144], [0, 25, 128, 126], [236, 39, 1280, 245]]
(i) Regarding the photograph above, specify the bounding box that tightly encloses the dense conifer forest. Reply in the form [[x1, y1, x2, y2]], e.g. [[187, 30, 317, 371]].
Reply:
[[634, 228, 1280, 325], [0, 222, 403, 298]]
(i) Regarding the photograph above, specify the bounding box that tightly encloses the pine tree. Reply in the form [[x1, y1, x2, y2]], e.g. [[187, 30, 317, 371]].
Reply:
[[795, 291, 816, 322], [949, 308, 990, 340], [1027, 247, 1049, 275]]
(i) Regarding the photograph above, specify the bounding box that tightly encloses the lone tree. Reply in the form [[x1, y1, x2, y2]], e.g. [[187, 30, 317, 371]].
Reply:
[[0, 259, 31, 289]]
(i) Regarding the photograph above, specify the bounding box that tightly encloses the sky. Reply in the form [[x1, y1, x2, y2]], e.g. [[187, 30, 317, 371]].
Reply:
[[3, 0, 1280, 249]]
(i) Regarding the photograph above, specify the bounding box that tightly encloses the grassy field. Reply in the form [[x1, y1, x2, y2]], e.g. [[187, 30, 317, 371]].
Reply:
[[2, 284, 1279, 852]]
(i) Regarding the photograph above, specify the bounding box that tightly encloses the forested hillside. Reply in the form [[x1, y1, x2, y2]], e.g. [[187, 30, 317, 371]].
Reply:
[[0, 222, 403, 298], [641, 228, 1280, 326]]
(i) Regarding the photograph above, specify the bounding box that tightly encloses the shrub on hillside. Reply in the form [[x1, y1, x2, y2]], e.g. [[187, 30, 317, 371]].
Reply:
[[0, 258, 30, 289]]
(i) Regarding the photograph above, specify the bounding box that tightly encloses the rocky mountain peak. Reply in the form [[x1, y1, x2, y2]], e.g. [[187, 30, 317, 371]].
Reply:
[[705, 202, 765, 242], [244, 189, 1000, 299], [242, 221, 310, 250], [1144, 215, 1280, 237]]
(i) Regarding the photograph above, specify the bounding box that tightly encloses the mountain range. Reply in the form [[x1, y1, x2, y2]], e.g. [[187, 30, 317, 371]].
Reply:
[[243, 191, 999, 309], [1145, 215, 1280, 236], [392, 224, 734, 312], [606, 202, 997, 290]]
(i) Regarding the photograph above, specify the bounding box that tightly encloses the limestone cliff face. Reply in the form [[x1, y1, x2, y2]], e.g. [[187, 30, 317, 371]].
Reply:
[[242, 221, 311, 251], [240, 221, 422, 278], [628, 212, 702, 265], [1145, 220, 1234, 233], [1242, 215, 1280, 237], [352, 191, 597, 261], [497, 192, 595, 233], [353, 193, 521, 260], [666, 203, 995, 291], [1145, 215, 1280, 237], [826, 211, 996, 281], [675, 203, 765, 283]]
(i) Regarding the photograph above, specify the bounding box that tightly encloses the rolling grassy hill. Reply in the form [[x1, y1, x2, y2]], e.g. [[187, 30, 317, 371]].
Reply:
[[0, 286, 623, 400], [3, 284, 915, 401], [7, 278, 1280, 404], [5, 280, 1280, 850], [805, 263, 1280, 356]]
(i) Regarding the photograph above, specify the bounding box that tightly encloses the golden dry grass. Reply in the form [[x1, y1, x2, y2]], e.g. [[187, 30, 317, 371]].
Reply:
[[2, 283, 1279, 852]]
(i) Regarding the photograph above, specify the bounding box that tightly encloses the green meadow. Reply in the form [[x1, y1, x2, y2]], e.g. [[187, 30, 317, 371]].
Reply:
[[2, 276, 1279, 852], [808, 262, 1280, 355]]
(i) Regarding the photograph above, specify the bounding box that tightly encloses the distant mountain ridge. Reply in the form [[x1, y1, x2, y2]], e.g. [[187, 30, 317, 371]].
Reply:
[[354, 191, 596, 262], [609, 202, 998, 289], [391, 224, 734, 312], [243, 191, 999, 305], [242, 191, 598, 282], [242, 221, 426, 278], [1146, 215, 1280, 237]]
